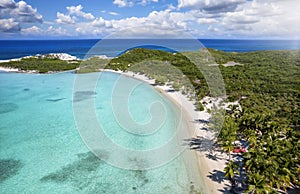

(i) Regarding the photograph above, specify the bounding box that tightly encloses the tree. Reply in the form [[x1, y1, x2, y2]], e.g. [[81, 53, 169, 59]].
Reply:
[[246, 173, 274, 194], [224, 161, 239, 193]]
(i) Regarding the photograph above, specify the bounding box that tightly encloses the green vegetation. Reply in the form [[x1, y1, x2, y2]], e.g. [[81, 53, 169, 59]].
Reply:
[[104, 48, 300, 193], [212, 49, 300, 193], [75, 57, 110, 73], [106, 48, 208, 98], [0, 57, 80, 73], [195, 101, 205, 111]]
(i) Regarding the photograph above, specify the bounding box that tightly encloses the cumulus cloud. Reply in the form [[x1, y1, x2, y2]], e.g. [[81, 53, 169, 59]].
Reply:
[[86, 9, 195, 38], [140, 0, 158, 6], [45, 26, 67, 36], [113, 0, 130, 7], [178, 0, 246, 13], [219, 0, 300, 38], [75, 20, 113, 36], [56, 12, 76, 24], [58, 8, 195, 38], [197, 18, 218, 24], [92, 17, 113, 28], [111, 10, 186, 32], [0, 0, 16, 9], [11, 1, 43, 23], [0, 0, 42, 23], [22, 25, 68, 36], [55, 4, 95, 24], [6, 0, 299, 39], [0, 18, 20, 32], [66, 5, 95, 20], [223, 12, 259, 25], [21, 25, 42, 34]]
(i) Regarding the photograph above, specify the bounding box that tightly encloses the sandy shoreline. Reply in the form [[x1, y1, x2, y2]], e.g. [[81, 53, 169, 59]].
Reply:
[[102, 69, 228, 193], [0, 66, 19, 72]]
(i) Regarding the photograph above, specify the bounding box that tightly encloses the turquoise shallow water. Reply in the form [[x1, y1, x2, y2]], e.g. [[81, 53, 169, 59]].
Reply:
[[0, 71, 204, 193]]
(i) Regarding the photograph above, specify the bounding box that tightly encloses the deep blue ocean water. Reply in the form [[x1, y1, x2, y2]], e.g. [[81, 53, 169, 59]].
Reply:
[[0, 39, 299, 60]]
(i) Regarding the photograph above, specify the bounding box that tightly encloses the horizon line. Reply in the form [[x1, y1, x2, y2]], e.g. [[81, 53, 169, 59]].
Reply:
[[1, 38, 299, 41]]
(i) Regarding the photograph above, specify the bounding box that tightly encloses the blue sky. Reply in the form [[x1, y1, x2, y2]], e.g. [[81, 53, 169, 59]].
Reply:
[[0, 0, 299, 39]]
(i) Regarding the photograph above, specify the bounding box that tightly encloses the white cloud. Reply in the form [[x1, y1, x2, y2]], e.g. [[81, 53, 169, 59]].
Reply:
[[75, 20, 113, 36], [208, 25, 219, 32], [178, 0, 246, 13], [56, 12, 76, 24], [109, 11, 119, 16], [219, 0, 300, 38], [0, 0, 16, 9], [0, 0, 42, 23], [89, 10, 196, 38], [101, 10, 119, 16], [92, 17, 105, 27], [140, 0, 158, 6], [22, 25, 68, 36], [10, 0, 299, 39], [92, 17, 113, 28], [55, 5, 95, 25], [113, 0, 130, 7], [223, 12, 259, 25], [57, 8, 195, 38], [22, 25, 42, 34], [46, 26, 67, 36], [66, 5, 95, 20], [197, 18, 218, 24], [0, 18, 20, 32], [113, 0, 158, 7], [167, 4, 176, 11]]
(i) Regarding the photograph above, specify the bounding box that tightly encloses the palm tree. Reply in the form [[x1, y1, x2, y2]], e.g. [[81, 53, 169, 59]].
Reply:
[[222, 140, 234, 161], [246, 172, 274, 194], [218, 115, 238, 160], [224, 161, 239, 192]]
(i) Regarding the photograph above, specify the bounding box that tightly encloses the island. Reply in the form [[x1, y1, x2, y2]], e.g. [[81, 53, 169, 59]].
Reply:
[[1, 49, 299, 193]]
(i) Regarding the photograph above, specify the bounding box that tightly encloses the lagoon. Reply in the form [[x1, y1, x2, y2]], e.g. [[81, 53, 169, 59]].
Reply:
[[0, 71, 205, 193]]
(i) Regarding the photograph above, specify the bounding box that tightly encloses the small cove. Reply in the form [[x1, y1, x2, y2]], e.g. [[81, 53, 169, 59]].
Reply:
[[0, 71, 205, 193]]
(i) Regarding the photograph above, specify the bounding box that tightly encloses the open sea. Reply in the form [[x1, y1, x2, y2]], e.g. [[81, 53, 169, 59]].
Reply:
[[0, 39, 299, 193], [0, 39, 299, 60]]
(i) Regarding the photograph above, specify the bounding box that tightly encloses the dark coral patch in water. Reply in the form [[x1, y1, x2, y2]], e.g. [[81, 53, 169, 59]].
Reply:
[[40, 151, 105, 189], [134, 170, 149, 187], [73, 91, 97, 102], [0, 103, 18, 114], [46, 98, 66, 102], [0, 159, 24, 183], [23, 88, 30, 91]]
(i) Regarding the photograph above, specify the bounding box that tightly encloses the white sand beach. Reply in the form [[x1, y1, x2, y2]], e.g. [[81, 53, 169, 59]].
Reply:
[[0, 66, 19, 72], [102, 69, 229, 193], [156, 85, 230, 194]]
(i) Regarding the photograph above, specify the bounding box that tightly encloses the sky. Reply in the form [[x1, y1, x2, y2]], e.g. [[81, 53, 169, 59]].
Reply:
[[0, 0, 299, 39]]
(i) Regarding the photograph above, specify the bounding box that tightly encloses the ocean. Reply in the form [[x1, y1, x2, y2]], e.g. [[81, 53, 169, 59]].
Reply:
[[0, 39, 299, 60]]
